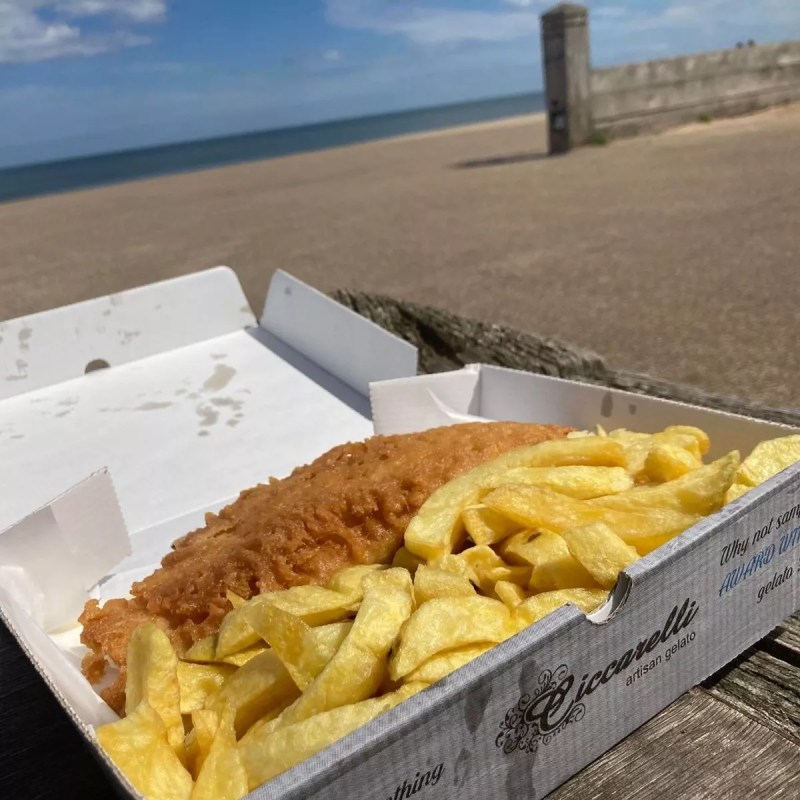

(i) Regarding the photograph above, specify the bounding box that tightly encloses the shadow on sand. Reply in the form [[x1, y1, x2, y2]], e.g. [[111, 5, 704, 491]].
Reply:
[[450, 151, 550, 170]]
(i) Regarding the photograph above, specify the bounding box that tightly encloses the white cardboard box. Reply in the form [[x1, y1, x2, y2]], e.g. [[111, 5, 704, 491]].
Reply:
[[1, 277, 799, 800]]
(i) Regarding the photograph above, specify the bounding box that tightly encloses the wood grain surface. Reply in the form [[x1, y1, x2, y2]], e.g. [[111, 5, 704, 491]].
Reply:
[[1, 295, 797, 800]]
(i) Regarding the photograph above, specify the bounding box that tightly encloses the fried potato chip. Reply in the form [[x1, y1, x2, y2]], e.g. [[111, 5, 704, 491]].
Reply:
[[362, 567, 414, 595], [414, 564, 476, 605], [560, 522, 639, 589], [736, 435, 800, 487], [518, 532, 600, 592], [185, 709, 218, 779], [390, 596, 512, 680], [182, 636, 218, 664], [219, 645, 269, 667], [125, 624, 184, 753], [513, 588, 608, 628], [177, 662, 235, 714], [644, 443, 703, 483], [225, 590, 247, 609], [207, 650, 300, 737], [404, 436, 625, 560], [484, 484, 700, 552], [217, 580, 362, 659], [439, 545, 529, 596], [97, 701, 193, 800], [428, 553, 469, 578], [493, 581, 527, 608], [246, 600, 353, 691], [617, 427, 708, 478], [499, 466, 634, 500], [191, 706, 248, 800], [392, 546, 424, 575], [214, 607, 262, 661], [462, 505, 521, 546], [499, 530, 547, 565], [608, 429, 650, 445], [724, 482, 751, 504], [588, 452, 739, 516], [239, 683, 426, 790], [275, 580, 414, 728], [326, 564, 386, 599], [665, 426, 710, 455], [268, 585, 360, 625], [405, 644, 494, 684]]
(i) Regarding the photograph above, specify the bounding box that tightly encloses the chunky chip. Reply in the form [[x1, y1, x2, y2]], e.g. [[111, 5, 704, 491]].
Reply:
[[97, 702, 193, 800], [239, 683, 427, 789], [644, 443, 703, 482], [246, 601, 353, 691], [185, 708, 219, 779], [274, 575, 414, 728], [588, 452, 739, 516], [499, 465, 634, 500], [513, 588, 609, 627], [192, 706, 248, 800], [404, 436, 626, 560], [521, 531, 600, 591], [560, 522, 639, 589], [390, 596, 512, 680], [405, 644, 495, 684], [734, 434, 800, 488], [124, 624, 184, 754], [414, 564, 476, 604], [484, 484, 700, 552], [462, 504, 521, 546], [176, 662, 234, 714], [207, 650, 300, 737]]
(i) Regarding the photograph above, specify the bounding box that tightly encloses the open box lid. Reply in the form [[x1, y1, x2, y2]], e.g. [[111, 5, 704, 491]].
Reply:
[[0, 267, 418, 632]]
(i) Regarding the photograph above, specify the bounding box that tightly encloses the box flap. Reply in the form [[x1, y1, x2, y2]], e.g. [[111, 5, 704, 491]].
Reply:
[[0, 266, 255, 400], [0, 471, 128, 631], [370, 365, 795, 454], [262, 270, 418, 397]]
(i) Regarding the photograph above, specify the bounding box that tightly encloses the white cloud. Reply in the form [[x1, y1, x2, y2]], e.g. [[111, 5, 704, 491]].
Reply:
[[327, 1, 800, 48], [56, 0, 165, 22], [325, 0, 541, 45], [323, 48, 343, 62], [0, 0, 163, 64]]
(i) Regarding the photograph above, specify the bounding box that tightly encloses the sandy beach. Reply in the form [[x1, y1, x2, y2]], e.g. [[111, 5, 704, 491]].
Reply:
[[1, 104, 798, 408]]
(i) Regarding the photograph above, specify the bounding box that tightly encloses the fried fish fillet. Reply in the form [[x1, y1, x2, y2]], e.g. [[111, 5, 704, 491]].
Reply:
[[80, 421, 570, 712]]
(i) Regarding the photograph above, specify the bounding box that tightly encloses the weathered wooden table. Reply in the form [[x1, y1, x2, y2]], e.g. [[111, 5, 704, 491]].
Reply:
[[2, 295, 798, 799]]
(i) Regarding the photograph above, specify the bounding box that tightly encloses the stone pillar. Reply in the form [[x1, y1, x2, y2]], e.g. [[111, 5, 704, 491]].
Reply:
[[541, 4, 592, 154]]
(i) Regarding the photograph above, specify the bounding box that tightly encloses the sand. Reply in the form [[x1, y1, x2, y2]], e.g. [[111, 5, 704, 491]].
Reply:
[[1, 105, 798, 408]]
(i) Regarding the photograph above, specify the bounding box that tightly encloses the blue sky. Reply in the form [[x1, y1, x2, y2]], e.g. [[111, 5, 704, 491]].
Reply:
[[1, 1, 799, 166]]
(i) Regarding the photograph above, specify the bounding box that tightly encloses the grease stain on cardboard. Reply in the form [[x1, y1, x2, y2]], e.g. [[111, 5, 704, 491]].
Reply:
[[18, 326, 32, 351], [196, 404, 219, 427], [203, 364, 236, 393]]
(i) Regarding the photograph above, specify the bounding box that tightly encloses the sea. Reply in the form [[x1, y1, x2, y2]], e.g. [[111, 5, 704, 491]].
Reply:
[[0, 92, 545, 205]]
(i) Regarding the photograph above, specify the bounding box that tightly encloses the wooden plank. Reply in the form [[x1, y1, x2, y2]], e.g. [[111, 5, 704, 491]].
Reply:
[[331, 289, 800, 426], [770, 612, 800, 658], [705, 647, 800, 741], [548, 689, 800, 799]]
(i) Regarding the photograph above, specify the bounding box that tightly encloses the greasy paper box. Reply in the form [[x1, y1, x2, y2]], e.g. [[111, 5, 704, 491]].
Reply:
[[1, 277, 798, 799]]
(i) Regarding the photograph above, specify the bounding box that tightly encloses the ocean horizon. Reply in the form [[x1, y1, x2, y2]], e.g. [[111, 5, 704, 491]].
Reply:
[[0, 92, 545, 205]]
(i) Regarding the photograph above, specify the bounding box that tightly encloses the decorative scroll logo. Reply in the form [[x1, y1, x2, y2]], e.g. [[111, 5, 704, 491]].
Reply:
[[495, 664, 584, 755], [495, 597, 700, 756]]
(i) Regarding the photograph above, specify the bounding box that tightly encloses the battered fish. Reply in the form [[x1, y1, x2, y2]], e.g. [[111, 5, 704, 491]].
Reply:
[[80, 421, 570, 712]]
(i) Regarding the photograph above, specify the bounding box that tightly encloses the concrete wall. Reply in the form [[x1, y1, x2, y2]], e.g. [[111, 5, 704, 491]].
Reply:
[[591, 41, 800, 138]]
